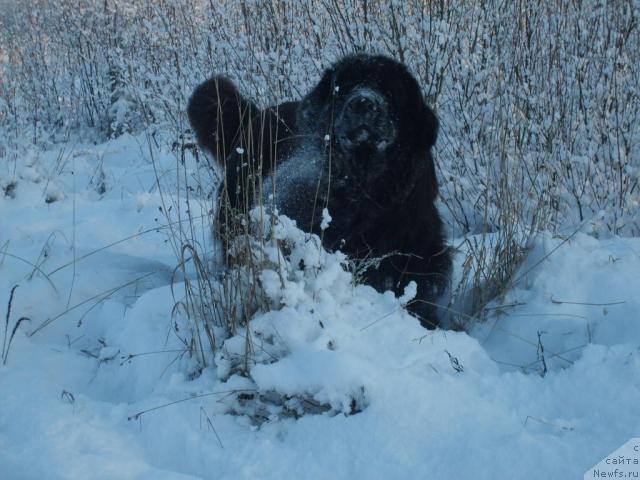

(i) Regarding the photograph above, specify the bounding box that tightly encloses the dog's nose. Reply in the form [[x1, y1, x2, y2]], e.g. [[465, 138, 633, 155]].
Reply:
[[346, 95, 378, 117], [337, 90, 387, 150]]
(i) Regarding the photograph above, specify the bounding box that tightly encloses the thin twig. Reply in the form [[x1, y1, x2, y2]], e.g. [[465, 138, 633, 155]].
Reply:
[[128, 389, 256, 421]]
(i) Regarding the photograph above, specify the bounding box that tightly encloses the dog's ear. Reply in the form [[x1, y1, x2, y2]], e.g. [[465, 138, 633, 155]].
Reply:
[[398, 70, 439, 151], [297, 67, 335, 134], [187, 76, 258, 160], [419, 103, 439, 149]]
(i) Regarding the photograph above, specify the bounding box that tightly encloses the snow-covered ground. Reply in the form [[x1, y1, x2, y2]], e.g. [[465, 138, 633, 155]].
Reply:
[[1, 134, 639, 479]]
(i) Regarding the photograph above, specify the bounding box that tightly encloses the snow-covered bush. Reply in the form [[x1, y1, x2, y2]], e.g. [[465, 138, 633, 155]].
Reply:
[[160, 195, 428, 420]]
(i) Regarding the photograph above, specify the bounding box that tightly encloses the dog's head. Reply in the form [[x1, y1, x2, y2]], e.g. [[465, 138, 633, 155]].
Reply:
[[299, 55, 438, 160]]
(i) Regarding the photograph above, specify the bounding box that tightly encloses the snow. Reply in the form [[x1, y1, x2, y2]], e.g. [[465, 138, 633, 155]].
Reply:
[[320, 207, 332, 231], [1, 0, 638, 475], [1, 134, 639, 480]]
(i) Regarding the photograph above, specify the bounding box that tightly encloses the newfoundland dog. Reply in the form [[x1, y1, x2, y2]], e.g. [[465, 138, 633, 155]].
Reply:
[[188, 54, 450, 328]]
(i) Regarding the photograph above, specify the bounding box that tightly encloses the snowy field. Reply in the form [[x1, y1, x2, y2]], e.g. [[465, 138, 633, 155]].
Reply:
[[1, 134, 639, 479]]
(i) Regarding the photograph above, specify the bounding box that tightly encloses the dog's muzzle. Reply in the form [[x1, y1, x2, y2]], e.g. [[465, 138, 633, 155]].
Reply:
[[336, 89, 394, 152]]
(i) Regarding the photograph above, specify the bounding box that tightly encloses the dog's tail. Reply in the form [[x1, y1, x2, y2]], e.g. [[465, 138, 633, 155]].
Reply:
[[187, 76, 257, 161]]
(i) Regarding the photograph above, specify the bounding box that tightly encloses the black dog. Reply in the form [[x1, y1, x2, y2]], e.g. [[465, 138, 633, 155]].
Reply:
[[188, 54, 451, 328]]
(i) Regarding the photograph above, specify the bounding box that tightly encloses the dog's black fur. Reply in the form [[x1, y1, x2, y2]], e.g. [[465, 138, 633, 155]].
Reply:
[[188, 54, 451, 328]]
